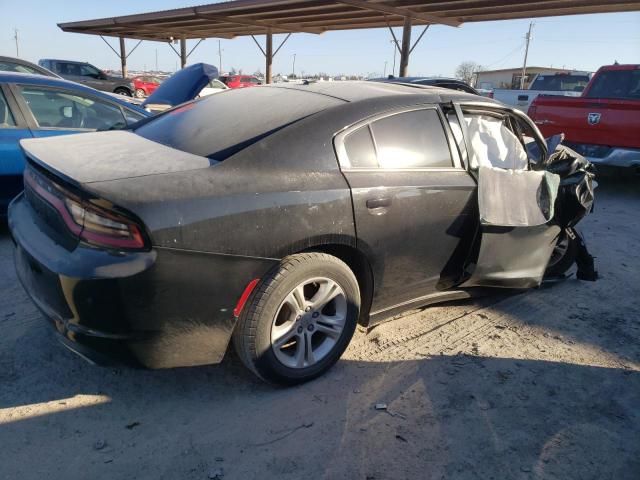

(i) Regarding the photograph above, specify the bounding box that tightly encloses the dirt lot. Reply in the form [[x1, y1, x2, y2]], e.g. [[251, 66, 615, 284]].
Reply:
[[1, 179, 639, 480]]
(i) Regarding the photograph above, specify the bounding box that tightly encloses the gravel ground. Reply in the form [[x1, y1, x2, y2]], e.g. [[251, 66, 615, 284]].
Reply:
[[1, 179, 639, 480]]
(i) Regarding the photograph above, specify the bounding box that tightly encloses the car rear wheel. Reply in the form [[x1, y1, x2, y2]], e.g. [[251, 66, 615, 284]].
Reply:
[[233, 253, 360, 385], [134, 88, 146, 98], [545, 229, 578, 278], [114, 87, 132, 97]]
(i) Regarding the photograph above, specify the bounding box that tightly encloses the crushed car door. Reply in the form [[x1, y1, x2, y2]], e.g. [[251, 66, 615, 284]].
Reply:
[[450, 103, 562, 289]]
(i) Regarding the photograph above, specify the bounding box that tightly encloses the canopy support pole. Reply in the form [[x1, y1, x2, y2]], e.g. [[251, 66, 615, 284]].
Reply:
[[399, 16, 412, 77], [119, 37, 127, 78], [266, 29, 273, 84], [180, 38, 187, 68]]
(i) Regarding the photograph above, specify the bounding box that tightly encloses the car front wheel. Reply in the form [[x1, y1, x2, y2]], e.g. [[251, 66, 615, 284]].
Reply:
[[114, 87, 132, 97], [233, 253, 360, 385]]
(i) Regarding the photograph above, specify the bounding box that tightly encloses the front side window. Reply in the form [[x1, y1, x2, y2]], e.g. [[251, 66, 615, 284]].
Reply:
[[370, 109, 453, 169], [0, 89, 17, 127], [19, 86, 126, 130], [80, 64, 101, 78], [462, 114, 528, 170]]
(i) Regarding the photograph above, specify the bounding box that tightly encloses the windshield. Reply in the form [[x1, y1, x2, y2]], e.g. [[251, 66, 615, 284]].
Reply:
[[530, 74, 590, 92], [135, 87, 343, 160], [585, 69, 640, 100]]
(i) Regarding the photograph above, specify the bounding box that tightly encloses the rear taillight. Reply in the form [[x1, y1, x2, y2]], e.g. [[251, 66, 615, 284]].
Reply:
[[527, 104, 537, 119], [24, 168, 147, 251]]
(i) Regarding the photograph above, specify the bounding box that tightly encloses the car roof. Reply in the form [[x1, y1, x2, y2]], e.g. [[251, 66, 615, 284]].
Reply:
[[0, 71, 147, 113], [268, 80, 485, 104], [39, 59, 89, 64], [0, 56, 60, 78]]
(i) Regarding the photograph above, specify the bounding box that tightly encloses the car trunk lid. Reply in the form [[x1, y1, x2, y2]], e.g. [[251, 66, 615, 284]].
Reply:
[[20, 130, 212, 186]]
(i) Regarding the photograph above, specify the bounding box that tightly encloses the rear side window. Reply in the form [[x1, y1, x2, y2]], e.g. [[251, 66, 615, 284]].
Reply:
[[344, 126, 377, 168], [19, 86, 126, 130], [0, 61, 40, 75], [530, 74, 590, 92], [0, 89, 17, 127], [370, 109, 453, 169]]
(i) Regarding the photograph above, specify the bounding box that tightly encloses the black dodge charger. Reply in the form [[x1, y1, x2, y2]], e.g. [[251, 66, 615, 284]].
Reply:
[[8, 81, 592, 384]]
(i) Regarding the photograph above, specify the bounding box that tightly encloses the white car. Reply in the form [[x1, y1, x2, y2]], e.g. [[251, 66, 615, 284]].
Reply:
[[199, 79, 229, 97]]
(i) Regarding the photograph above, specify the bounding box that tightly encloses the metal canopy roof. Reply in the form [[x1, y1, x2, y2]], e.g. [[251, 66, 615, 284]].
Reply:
[[58, 0, 640, 41]]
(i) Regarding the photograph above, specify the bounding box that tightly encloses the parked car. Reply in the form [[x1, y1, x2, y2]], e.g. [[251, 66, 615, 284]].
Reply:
[[39, 59, 135, 96], [371, 76, 479, 95], [9, 81, 594, 384], [0, 72, 149, 215], [199, 78, 229, 97], [492, 71, 592, 111], [219, 74, 262, 88], [132, 75, 162, 98], [142, 63, 220, 113], [0, 56, 60, 78], [528, 64, 640, 174]]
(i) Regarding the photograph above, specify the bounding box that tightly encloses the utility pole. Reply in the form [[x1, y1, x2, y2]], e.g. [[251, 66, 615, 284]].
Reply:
[[218, 40, 222, 72], [292, 53, 296, 77], [14, 28, 19, 57], [383, 60, 388, 77], [520, 21, 534, 89]]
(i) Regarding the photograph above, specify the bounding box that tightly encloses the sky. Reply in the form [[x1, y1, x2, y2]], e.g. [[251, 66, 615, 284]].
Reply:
[[0, 0, 639, 77]]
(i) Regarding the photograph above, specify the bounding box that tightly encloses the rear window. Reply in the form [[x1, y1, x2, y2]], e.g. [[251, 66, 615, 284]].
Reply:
[[585, 69, 640, 100], [530, 74, 590, 92], [135, 87, 343, 160]]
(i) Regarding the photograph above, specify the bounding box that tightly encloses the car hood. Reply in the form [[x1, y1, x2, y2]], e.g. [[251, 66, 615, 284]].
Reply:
[[142, 63, 218, 108], [20, 131, 211, 185]]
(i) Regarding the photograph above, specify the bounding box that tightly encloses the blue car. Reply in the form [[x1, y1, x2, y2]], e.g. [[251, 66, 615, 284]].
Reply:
[[0, 72, 150, 215]]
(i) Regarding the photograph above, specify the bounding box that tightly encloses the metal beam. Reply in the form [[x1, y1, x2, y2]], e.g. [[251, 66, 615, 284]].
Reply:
[[336, 0, 460, 27], [119, 37, 127, 78], [408, 24, 429, 54], [399, 16, 411, 77], [187, 38, 205, 58], [196, 10, 323, 34]]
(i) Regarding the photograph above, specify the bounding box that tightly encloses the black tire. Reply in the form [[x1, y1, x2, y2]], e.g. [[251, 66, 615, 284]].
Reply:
[[233, 253, 360, 385], [545, 230, 578, 278], [114, 87, 132, 97]]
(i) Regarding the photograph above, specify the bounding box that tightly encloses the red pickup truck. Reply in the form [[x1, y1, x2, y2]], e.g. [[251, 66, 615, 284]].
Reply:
[[528, 64, 640, 174]]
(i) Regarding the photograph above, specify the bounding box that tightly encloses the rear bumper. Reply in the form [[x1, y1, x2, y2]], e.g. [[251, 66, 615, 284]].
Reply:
[[9, 193, 277, 368], [564, 143, 640, 173]]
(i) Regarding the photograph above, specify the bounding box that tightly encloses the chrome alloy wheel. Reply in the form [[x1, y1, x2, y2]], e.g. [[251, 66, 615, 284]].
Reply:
[[270, 277, 347, 369]]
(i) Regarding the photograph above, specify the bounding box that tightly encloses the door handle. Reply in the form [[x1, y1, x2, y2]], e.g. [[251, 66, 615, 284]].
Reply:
[[366, 197, 392, 209]]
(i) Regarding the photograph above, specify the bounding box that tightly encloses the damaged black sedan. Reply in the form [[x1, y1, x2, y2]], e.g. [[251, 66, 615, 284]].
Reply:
[[8, 82, 594, 384]]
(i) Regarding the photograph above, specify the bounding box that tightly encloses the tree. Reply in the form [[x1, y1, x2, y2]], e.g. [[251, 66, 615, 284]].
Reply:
[[455, 61, 483, 86]]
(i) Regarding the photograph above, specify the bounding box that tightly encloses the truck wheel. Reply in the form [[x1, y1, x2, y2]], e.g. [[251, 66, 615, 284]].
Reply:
[[545, 230, 578, 278], [114, 87, 132, 97], [233, 253, 360, 385]]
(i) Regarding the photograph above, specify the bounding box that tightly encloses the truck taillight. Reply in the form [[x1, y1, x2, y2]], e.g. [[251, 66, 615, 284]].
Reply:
[[24, 168, 147, 251], [527, 104, 537, 119]]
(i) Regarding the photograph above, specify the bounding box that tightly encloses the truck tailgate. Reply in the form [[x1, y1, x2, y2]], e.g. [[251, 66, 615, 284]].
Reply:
[[531, 97, 640, 150]]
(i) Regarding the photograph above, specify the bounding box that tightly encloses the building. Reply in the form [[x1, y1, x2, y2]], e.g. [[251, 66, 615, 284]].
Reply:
[[475, 67, 574, 90]]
